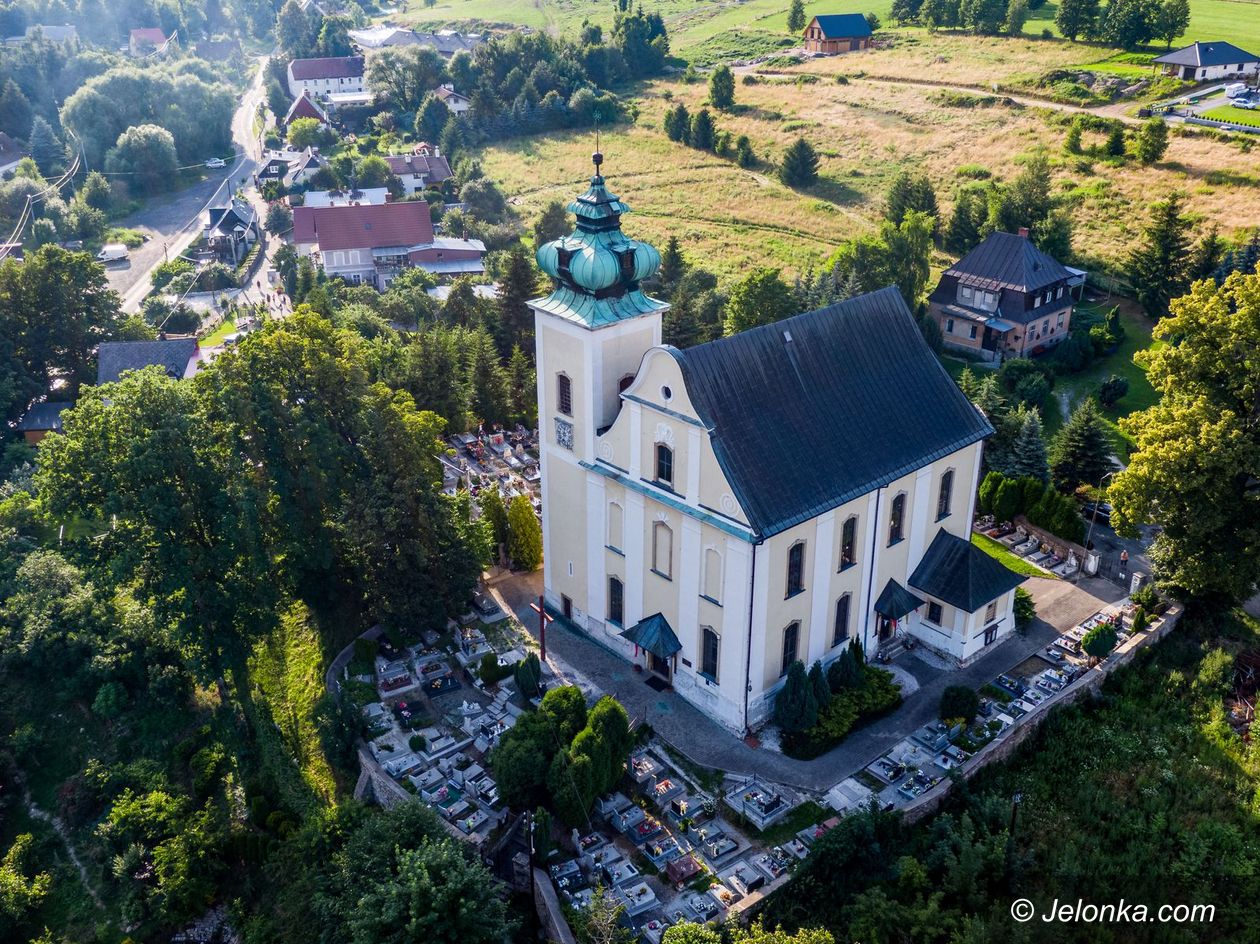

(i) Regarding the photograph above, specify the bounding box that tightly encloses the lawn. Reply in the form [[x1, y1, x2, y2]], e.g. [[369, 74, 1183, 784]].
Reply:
[[971, 532, 1057, 579], [1201, 104, 1260, 127]]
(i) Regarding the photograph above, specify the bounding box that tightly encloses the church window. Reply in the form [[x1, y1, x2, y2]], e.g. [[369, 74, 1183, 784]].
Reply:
[[701, 628, 719, 681], [652, 522, 673, 579], [557, 374, 572, 416], [786, 542, 805, 597], [608, 576, 624, 627], [780, 622, 800, 677], [655, 444, 673, 487], [889, 493, 906, 545], [702, 547, 722, 603], [937, 470, 954, 521], [833, 594, 851, 647], [840, 516, 857, 570]]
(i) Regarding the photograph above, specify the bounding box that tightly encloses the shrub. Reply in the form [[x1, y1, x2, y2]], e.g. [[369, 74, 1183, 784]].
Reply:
[[409, 733, 426, 752], [514, 652, 542, 698], [978, 470, 1003, 515], [1099, 375, 1129, 407], [1014, 587, 1036, 629], [1131, 608, 1150, 633], [479, 651, 509, 686], [939, 685, 980, 724], [1082, 621, 1118, 661], [782, 667, 900, 759]]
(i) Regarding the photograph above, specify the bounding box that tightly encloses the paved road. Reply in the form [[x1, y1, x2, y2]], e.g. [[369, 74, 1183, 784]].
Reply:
[[489, 569, 1125, 793], [107, 59, 267, 313]]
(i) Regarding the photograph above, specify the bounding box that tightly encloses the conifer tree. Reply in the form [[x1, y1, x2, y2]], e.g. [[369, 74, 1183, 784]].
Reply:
[[1128, 193, 1192, 319], [657, 235, 686, 292], [0, 79, 32, 139], [497, 244, 539, 353], [507, 494, 543, 570], [774, 661, 817, 733], [1007, 408, 1049, 482], [885, 171, 939, 227], [689, 108, 716, 151], [945, 190, 983, 253], [778, 137, 819, 188], [533, 199, 569, 247], [465, 326, 509, 426], [735, 134, 756, 168], [506, 345, 536, 426], [787, 0, 807, 32], [1189, 224, 1224, 282], [26, 117, 61, 175], [709, 65, 735, 111], [663, 103, 690, 143], [664, 294, 705, 348], [1050, 398, 1113, 492], [480, 486, 510, 551], [415, 94, 450, 145], [1133, 116, 1168, 165], [808, 660, 831, 710], [1104, 124, 1126, 157]]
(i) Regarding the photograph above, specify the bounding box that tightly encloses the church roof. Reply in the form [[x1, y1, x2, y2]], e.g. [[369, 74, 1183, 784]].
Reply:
[[873, 579, 924, 621], [532, 156, 667, 329], [620, 613, 682, 659], [668, 287, 993, 538], [909, 529, 1026, 613]]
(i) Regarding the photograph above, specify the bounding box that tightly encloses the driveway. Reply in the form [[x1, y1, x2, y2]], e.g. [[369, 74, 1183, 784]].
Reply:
[[109, 59, 267, 313], [489, 569, 1125, 793]]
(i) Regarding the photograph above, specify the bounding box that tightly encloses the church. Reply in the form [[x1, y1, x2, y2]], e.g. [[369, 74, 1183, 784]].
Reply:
[[530, 156, 1026, 736]]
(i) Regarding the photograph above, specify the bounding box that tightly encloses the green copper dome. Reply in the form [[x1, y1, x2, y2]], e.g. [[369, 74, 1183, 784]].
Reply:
[[532, 153, 667, 329]]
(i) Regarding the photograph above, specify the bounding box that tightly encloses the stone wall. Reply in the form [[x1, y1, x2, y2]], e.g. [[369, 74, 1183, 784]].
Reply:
[[533, 868, 578, 944], [901, 604, 1181, 826]]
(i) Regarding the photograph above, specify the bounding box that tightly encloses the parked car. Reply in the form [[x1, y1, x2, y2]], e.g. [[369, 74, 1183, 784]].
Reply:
[[1081, 501, 1112, 526], [96, 243, 129, 262], [205, 157, 226, 169]]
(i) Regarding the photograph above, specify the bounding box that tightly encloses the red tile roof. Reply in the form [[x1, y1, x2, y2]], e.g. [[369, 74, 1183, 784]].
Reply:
[[292, 201, 434, 251], [288, 56, 365, 80], [285, 91, 328, 124], [130, 27, 168, 46]]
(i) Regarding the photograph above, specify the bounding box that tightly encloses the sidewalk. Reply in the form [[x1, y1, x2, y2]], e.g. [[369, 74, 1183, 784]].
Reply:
[[489, 571, 1123, 793]]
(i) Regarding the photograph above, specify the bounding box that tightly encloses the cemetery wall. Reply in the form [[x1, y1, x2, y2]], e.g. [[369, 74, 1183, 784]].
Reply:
[[901, 605, 1182, 826], [534, 868, 579, 944]]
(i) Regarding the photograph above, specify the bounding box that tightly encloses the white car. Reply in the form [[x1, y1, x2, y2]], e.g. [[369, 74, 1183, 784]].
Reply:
[[96, 243, 129, 262], [204, 157, 226, 169]]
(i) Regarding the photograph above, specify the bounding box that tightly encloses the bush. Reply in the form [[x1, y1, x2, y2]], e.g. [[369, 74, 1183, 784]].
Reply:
[[774, 661, 817, 733], [479, 651, 509, 686], [1014, 587, 1036, 629], [1082, 620, 1118, 661], [939, 685, 980, 723], [514, 652, 542, 698], [1131, 608, 1150, 632], [782, 666, 900, 759], [409, 734, 426, 752], [1099, 374, 1129, 407]]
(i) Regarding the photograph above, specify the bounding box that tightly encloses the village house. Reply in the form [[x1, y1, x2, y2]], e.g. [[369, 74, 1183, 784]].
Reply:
[[1153, 41, 1260, 81], [433, 84, 471, 114], [15, 401, 72, 444], [255, 147, 326, 189], [532, 158, 1024, 735], [286, 55, 366, 99], [300, 187, 390, 207], [928, 229, 1075, 362], [96, 339, 203, 385], [348, 25, 483, 58], [0, 132, 29, 177], [384, 144, 453, 196], [802, 14, 872, 55], [292, 200, 484, 288], [4, 23, 78, 45], [129, 27, 169, 57], [204, 197, 259, 266], [283, 90, 331, 130]]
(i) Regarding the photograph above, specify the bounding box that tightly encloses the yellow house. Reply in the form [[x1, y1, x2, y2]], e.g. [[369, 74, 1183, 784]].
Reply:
[[531, 157, 1026, 735]]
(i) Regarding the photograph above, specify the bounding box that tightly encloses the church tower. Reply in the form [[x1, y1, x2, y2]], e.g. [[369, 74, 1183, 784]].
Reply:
[[529, 152, 668, 620]]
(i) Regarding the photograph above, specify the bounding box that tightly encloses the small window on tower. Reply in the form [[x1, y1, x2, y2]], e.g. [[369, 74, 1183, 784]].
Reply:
[[558, 374, 572, 416], [619, 249, 636, 281]]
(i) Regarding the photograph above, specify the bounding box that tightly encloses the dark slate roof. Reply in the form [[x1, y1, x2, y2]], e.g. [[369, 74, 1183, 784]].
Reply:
[[620, 613, 682, 659], [97, 339, 199, 385], [945, 231, 1071, 294], [668, 287, 993, 538], [873, 579, 924, 620], [1153, 41, 1259, 68], [811, 14, 873, 38], [909, 529, 1027, 613], [16, 400, 72, 432]]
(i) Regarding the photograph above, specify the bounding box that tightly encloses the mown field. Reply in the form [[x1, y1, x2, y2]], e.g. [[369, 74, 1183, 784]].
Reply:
[[480, 66, 1260, 282]]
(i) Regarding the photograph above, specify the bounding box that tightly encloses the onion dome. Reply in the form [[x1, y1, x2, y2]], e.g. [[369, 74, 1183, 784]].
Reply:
[[532, 153, 668, 328]]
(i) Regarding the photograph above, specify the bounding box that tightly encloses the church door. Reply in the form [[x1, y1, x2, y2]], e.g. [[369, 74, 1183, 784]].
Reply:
[[649, 653, 671, 678]]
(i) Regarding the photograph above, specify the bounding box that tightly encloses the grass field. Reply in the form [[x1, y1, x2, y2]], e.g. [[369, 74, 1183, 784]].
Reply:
[[971, 532, 1056, 578], [1201, 103, 1260, 127]]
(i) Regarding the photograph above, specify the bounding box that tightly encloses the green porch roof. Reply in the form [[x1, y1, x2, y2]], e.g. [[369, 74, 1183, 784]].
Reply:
[[873, 579, 925, 621], [620, 613, 682, 659]]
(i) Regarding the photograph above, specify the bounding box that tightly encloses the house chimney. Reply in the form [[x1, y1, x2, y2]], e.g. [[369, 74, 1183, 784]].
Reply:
[[1018, 226, 1030, 238]]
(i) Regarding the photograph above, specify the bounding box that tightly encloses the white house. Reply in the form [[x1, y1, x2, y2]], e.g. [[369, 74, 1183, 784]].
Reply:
[[1153, 41, 1260, 81], [531, 158, 1025, 735], [384, 144, 453, 196], [286, 55, 366, 99], [433, 84, 471, 114], [301, 187, 389, 207]]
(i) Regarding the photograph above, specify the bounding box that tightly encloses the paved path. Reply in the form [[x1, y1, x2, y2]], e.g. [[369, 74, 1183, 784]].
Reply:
[[489, 571, 1123, 793]]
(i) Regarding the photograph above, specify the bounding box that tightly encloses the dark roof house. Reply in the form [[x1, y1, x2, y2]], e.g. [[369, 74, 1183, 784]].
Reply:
[[910, 529, 1026, 613], [667, 286, 993, 538], [0, 131, 29, 172], [15, 400, 73, 437], [288, 56, 365, 81], [1153, 41, 1259, 70], [810, 14, 873, 39], [97, 339, 201, 385]]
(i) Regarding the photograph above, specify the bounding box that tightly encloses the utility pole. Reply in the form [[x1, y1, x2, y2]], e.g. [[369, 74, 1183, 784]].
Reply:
[[530, 596, 553, 662], [1005, 791, 1023, 889]]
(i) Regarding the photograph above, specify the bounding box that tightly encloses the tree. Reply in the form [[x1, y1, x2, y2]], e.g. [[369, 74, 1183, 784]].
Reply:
[[367, 45, 447, 114], [576, 887, 635, 944], [961, 0, 1007, 34], [883, 211, 935, 307], [0, 79, 32, 139], [663, 103, 690, 143], [1129, 193, 1192, 319], [497, 245, 538, 354], [1104, 124, 1126, 157], [276, 0, 319, 57], [1099, 374, 1129, 407], [1110, 271, 1260, 601], [104, 124, 178, 195], [1098, 0, 1157, 48], [26, 116, 61, 174], [866, 13, 882, 30], [885, 172, 939, 228], [506, 345, 536, 426], [736, 134, 756, 168], [1064, 119, 1083, 154], [1152, 0, 1190, 48], [1050, 398, 1113, 492], [945, 190, 984, 254], [534, 199, 569, 247], [1007, 408, 1049, 481], [774, 661, 817, 733], [1014, 586, 1036, 628], [658, 235, 686, 292], [1134, 117, 1168, 165], [1006, 0, 1029, 33], [939, 685, 980, 723], [507, 495, 542, 570], [788, 0, 807, 33], [689, 108, 716, 151], [1189, 224, 1225, 282], [287, 116, 327, 149], [892, 0, 926, 23], [709, 65, 735, 110], [265, 201, 293, 235], [514, 652, 542, 698], [541, 686, 589, 744], [0, 834, 51, 930], [415, 94, 450, 144], [723, 267, 795, 335], [808, 660, 832, 710], [479, 487, 509, 556], [80, 170, 112, 211], [1056, 0, 1098, 39], [317, 15, 354, 57], [779, 137, 819, 188], [1081, 620, 1118, 662], [492, 712, 555, 809]]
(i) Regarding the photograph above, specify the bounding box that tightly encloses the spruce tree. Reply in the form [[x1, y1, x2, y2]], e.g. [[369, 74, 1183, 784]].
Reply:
[[497, 244, 539, 354], [787, 0, 807, 32], [778, 137, 819, 188], [663, 103, 690, 143], [464, 326, 509, 426], [533, 199, 569, 247], [1133, 116, 1168, 165], [709, 65, 735, 111], [885, 171, 939, 227], [945, 190, 983, 253], [1050, 398, 1114, 492], [480, 486, 510, 550], [1007, 407, 1049, 482], [26, 117, 61, 175], [438, 115, 467, 164], [416, 94, 451, 144], [507, 494, 543, 570], [1189, 224, 1224, 282], [663, 294, 705, 348], [657, 235, 686, 292], [506, 345, 536, 426], [689, 108, 716, 151], [774, 661, 817, 733], [1104, 124, 1126, 157], [735, 134, 756, 168], [1128, 193, 1192, 319], [808, 660, 832, 710], [0, 79, 32, 139]]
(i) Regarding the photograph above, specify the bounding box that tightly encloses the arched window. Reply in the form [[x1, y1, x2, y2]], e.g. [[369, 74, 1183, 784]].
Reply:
[[701, 627, 720, 681], [557, 373, 572, 416], [702, 547, 722, 603], [936, 469, 954, 521], [786, 542, 805, 597], [833, 594, 851, 647], [607, 501, 623, 552], [888, 493, 906, 546], [608, 576, 624, 627], [780, 622, 800, 677], [655, 443, 673, 486], [652, 521, 673, 579], [839, 515, 857, 570]]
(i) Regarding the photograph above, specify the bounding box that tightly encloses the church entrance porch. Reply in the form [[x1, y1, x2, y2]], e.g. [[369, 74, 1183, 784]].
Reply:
[[649, 652, 672, 679]]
